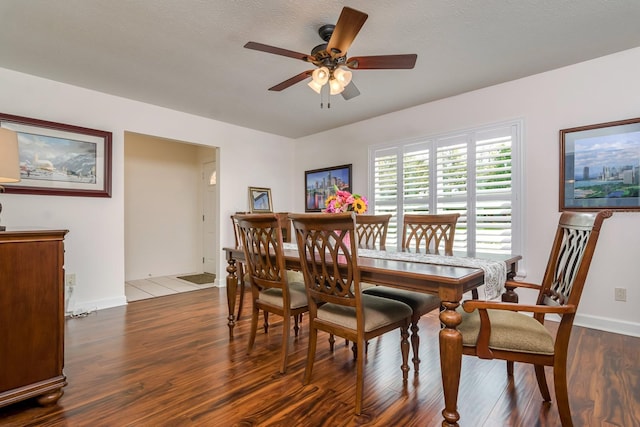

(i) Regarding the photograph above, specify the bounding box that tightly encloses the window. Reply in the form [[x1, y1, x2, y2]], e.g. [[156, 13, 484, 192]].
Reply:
[[369, 120, 522, 255]]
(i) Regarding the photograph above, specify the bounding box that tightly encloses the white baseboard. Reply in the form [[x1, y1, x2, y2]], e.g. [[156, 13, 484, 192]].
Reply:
[[69, 295, 128, 315], [574, 313, 640, 337]]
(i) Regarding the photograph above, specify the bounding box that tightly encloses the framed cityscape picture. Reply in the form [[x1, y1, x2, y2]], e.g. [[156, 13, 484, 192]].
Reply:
[[560, 117, 640, 211], [304, 164, 352, 212]]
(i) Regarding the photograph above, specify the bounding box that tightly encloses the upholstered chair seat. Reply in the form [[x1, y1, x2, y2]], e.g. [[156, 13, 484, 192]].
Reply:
[[259, 280, 308, 310], [318, 294, 413, 332], [458, 308, 554, 355], [365, 288, 439, 323]]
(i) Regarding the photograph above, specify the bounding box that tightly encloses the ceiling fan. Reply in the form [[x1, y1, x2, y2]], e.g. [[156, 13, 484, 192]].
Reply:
[[244, 6, 417, 103]]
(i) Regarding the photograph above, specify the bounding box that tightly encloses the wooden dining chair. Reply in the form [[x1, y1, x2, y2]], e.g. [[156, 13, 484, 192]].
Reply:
[[402, 213, 460, 254], [235, 213, 309, 374], [363, 213, 459, 373], [355, 214, 392, 249], [459, 210, 612, 427], [234, 212, 300, 321], [331, 214, 394, 354], [289, 212, 412, 415]]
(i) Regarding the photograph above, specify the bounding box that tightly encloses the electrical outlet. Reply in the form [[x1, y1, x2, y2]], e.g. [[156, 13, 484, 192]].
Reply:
[[65, 273, 76, 287], [614, 287, 626, 302]]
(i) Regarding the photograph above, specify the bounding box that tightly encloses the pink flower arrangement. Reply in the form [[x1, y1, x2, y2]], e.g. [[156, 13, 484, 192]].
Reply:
[[323, 186, 368, 214]]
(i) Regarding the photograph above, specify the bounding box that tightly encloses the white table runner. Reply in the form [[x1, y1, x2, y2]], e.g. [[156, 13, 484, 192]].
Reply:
[[283, 242, 506, 299]]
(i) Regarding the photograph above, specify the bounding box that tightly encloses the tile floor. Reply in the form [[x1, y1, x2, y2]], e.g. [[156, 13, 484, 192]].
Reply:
[[125, 275, 216, 302]]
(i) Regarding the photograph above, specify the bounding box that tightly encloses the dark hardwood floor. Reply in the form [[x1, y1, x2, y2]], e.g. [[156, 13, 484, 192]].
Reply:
[[1, 288, 638, 426]]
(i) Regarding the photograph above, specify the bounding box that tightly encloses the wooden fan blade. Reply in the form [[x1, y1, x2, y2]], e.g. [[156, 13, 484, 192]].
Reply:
[[326, 7, 368, 58], [347, 54, 417, 69], [341, 81, 360, 100], [268, 70, 313, 91], [244, 41, 312, 62]]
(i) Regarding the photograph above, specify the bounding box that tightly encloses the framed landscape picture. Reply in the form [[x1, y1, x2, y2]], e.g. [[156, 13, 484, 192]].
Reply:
[[560, 117, 640, 211], [305, 164, 352, 212], [0, 113, 112, 197]]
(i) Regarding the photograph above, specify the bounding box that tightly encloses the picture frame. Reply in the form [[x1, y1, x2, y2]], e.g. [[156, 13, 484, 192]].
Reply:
[[305, 164, 352, 212], [560, 117, 640, 211], [0, 113, 112, 197], [248, 186, 273, 213]]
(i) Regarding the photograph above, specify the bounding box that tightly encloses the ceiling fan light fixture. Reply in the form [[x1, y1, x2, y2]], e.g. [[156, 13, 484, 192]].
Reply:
[[329, 78, 345, 95], [311, 67, 329, 85], [333, 67, 352, 86], [307, 80, 324, 94]]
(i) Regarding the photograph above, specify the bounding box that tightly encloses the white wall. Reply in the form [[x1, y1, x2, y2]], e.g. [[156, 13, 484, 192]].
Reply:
[[294, 47, 640, 336], [0, 67, 297, 311]]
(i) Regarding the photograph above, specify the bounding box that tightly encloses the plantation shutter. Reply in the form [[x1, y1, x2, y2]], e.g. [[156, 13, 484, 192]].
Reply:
[[372, 147, 400, 247], [436, 136, 469, 250], [403, 143, 430, 214], [474, 126, 515, 254], [369, 120, 520, 255]]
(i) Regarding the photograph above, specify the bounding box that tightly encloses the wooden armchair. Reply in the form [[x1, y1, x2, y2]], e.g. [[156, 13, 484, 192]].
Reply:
[[235, 213, 309, 374], [459, 210, 612, 427], [289, 212, 412, 415], [363, 213, 459, 373]]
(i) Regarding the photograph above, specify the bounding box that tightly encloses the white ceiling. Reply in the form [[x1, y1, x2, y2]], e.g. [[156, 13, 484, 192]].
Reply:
[[1, 1, 639, 139]]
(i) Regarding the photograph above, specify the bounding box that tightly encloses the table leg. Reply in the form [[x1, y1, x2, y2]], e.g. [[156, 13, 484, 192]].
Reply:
[[439, 300, 462, 427], [501, 284, 519, 303], [502, 261, 520, 303], [226, 257, 238, 338]]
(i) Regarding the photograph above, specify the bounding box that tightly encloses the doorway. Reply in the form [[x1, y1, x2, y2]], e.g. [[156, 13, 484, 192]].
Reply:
[[124, 132, 218, 300]]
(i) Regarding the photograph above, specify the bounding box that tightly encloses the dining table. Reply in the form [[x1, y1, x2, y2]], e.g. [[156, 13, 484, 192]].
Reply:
[[222, 244, 521, 427]]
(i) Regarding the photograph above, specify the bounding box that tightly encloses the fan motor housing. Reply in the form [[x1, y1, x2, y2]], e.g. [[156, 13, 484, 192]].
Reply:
[[318, 24, 335, 42]]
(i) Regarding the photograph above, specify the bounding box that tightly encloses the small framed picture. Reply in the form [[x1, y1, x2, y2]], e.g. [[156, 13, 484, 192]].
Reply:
[[248, 187, 272, 213], [560, 117, 640, 211]]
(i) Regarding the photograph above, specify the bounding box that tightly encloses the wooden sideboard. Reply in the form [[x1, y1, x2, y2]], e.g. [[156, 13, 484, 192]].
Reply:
[[0, 229, 68, 408]]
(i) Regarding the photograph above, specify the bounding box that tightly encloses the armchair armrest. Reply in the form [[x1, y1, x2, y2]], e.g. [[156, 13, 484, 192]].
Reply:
[[504, 279, 542, 291], [462, 299, 577, 315]]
